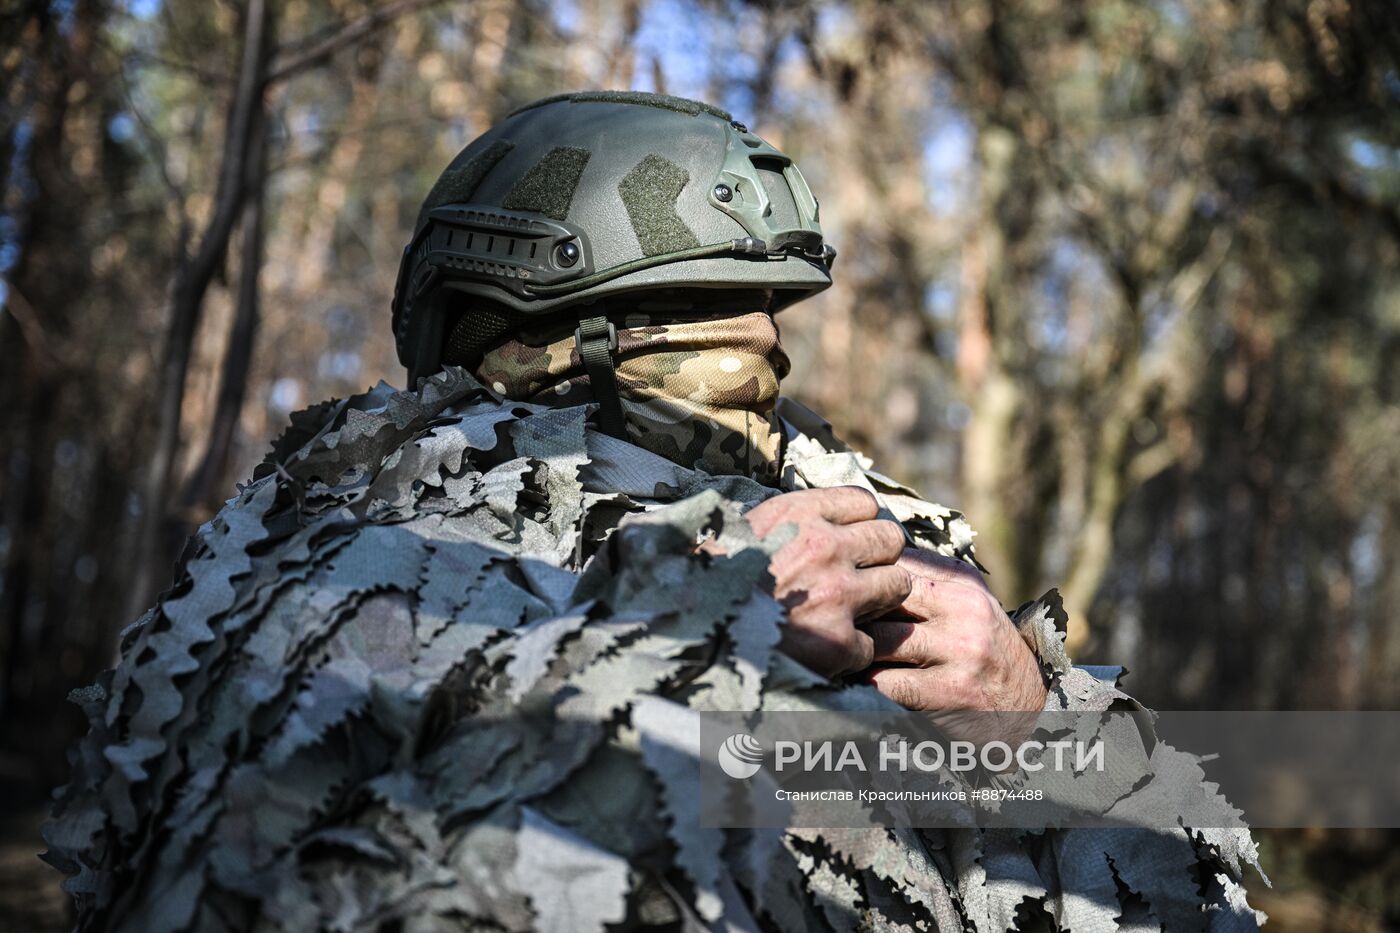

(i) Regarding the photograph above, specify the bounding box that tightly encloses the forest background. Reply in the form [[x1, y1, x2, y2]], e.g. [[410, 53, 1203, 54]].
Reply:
[[3, 0, 1399, 928]]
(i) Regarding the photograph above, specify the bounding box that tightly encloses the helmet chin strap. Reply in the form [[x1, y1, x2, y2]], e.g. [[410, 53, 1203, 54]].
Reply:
[[574, 316, 628, 439]]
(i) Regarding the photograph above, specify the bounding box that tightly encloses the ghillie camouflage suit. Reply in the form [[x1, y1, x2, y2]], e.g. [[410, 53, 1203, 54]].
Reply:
[[44, 359, 1267, 932]]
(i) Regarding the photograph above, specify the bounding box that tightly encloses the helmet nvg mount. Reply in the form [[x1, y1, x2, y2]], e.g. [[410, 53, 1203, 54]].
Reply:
[[391, 90, 834, 434]]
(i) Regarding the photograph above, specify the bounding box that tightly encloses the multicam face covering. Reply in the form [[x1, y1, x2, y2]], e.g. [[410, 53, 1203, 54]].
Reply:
[[476, 311, 790, 483]]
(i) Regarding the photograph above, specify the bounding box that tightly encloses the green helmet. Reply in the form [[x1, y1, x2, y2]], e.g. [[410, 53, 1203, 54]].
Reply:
[[391, 90, 834, 384]]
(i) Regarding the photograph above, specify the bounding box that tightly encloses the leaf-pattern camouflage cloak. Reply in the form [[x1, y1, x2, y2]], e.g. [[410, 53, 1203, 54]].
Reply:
[[44, 368, 1266, 932]]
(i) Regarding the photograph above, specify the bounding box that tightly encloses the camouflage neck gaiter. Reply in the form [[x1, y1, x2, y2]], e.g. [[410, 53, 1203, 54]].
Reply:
[[476, 311, 790, 483]]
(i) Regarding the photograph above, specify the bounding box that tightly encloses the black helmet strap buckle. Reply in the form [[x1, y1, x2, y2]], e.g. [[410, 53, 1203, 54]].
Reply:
[[574, 316, 628, 440]]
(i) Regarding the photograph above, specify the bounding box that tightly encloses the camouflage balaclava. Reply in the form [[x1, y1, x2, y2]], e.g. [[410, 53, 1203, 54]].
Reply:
[[476, 311, 789, 483]]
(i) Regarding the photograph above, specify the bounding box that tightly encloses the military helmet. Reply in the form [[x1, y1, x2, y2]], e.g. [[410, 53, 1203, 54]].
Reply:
[[391, 90, 834, 385]]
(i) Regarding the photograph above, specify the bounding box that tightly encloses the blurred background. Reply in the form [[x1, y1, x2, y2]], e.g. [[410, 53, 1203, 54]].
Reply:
[[3, 0, 1398, 928]]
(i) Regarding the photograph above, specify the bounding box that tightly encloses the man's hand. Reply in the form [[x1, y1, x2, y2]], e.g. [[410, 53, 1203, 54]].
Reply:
[[864, 550, 1048, 715], [744, 487, 911, 678]]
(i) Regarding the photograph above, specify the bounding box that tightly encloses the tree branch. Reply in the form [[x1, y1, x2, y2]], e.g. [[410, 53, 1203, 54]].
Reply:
[[267, 0, 447, 85], [116, 56, 189, 223], [0, 282, 73, 370]]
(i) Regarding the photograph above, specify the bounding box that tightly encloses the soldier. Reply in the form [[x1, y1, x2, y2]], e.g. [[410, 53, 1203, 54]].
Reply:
[[45, 91, 1265, 932]]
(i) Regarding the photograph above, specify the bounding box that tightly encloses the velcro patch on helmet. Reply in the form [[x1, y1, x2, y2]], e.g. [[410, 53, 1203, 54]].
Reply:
[[502, 146, 591, 221], [417, 139, 515, 227], [619, 155, 702, 257]]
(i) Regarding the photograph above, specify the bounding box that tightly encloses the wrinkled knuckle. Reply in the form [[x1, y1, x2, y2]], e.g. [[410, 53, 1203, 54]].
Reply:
[[837, 569, 864, 599], [964, 630, 995, 668], [808, 577, 848, 610], [878, 518, 905, 547], [849, 485, 880, 513], [799, 528, 839, 564], [892, 677, 924, 709]]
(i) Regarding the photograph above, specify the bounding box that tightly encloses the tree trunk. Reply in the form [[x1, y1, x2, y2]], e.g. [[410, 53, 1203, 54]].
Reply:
[[956, 125, 1031, 602], [178, 112, 270, 520], [128, 0, 273, 617], [0, 0, 101, 791]]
